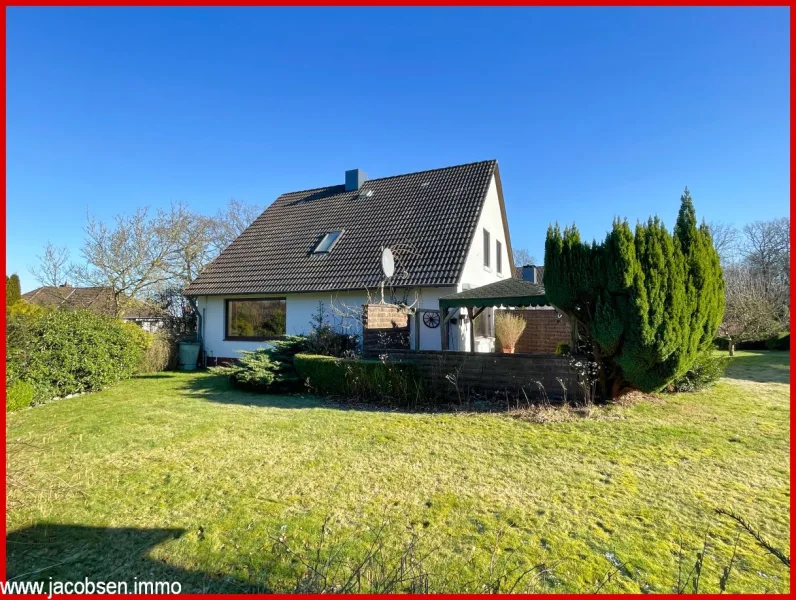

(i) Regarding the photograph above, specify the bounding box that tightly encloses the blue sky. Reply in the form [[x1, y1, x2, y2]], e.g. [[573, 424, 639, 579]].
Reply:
[[6, 7, 790, 292]]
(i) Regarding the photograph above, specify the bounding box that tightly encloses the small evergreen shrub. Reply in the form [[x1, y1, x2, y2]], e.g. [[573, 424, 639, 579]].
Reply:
[[669, 351, 726, 393], [210, 336, 307, 392], [304, 302, 360, 358], [555, 342, 571, 356], [6, 380, 34, 412]]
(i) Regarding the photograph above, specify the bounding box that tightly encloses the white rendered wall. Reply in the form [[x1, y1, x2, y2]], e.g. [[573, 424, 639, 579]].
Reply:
[[454, 174, 512, 352], [197, 287, 462, 359]]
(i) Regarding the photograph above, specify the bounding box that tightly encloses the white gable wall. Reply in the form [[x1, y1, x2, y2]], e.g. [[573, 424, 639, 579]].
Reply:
[[453, 174, 512, 352]]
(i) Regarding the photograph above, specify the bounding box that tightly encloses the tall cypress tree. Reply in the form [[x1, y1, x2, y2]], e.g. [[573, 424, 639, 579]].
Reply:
[[544, 190, 724, 397], [6, 274, 21, 305]]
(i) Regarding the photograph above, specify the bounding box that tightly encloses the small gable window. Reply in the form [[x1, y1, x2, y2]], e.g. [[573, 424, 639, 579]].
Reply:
[[496, 240, 502, 274], [483, 229, 490, 268], [313, 231, 343, 253]]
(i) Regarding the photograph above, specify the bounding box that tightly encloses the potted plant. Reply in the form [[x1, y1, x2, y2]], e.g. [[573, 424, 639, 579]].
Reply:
[[495, 311, 527, 354]]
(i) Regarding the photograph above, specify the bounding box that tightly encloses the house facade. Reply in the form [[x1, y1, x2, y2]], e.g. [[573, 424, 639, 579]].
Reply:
[[185, 160, 514, 362]]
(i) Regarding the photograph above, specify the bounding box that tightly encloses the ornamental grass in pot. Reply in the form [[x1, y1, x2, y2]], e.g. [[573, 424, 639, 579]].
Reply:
[[495, 311, 527, 354]]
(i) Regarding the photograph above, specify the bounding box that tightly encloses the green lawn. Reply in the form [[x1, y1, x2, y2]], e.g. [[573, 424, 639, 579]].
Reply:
[[6, 351, 790, 593]]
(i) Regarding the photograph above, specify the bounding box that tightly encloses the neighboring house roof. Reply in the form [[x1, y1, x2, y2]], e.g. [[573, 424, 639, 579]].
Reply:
[[22, 285, 165, 319], [22, 286, 117, 314], [439, 278, 548, 311], [185, 159, 513, 296]]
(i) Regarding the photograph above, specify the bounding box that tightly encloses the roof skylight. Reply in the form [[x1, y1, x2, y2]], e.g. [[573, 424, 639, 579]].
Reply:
[[313, 231, 343, 253]]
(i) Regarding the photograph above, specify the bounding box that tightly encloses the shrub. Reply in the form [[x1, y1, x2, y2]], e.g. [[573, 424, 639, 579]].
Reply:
[[765, 332, 790, 351], [305, 302, 359, 358], [138, 334, 178, 373], [210, 336, 307, 392], [6, 274, 21, 305], [295, 353, 424, 408], [6, 380, 34, 412], [6, 308, 145, 401], [669, 351, 726, 393], [555, 342, 571, 356], [495, 312, 527, 352]]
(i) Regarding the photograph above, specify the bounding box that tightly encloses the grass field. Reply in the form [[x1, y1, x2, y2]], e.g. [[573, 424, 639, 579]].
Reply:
[[6, 351, 790, 593]]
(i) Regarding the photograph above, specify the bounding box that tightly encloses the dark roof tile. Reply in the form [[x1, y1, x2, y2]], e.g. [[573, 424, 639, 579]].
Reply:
[[186, 160, 499, 295]]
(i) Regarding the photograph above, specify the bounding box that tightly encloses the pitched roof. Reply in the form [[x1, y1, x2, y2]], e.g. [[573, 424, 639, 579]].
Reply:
[[438, 278, 548, 310], [185, 160, 510, 296], [22, 286, 166, 319], [22, 286, 117, 314]]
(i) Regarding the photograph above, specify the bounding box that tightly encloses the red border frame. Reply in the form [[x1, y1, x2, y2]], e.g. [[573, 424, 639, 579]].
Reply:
[[0, 2, 792, 598]]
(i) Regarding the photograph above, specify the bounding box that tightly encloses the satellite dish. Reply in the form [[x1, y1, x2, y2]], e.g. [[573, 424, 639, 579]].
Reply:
[[381, 247, 395, 278]]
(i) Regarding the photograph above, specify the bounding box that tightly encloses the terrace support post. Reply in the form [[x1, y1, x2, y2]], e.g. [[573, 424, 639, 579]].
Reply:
[[467, 307, 475, 353], [414, 310, 420, 351], [440, 308, 449, 350]]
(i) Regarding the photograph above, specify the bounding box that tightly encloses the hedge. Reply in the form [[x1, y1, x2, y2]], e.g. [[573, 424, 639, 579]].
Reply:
[[714, 333, 790, 352], [294, 354, 426, 408], [6, 305, 150, 406]]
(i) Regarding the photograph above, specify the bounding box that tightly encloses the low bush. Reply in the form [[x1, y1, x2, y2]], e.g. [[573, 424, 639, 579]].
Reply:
[[295, 354, 424, 408], [6, 307, 146, 401], [669, 351, 726, 393], [765, 332, 790, 351], [210, 336, 307, 392], [6, 380, 34, 412], [714, 333, 790, 352], [555, 342, 570, 356], [138, 334, 178, 373], [304, 302, 360, 358]]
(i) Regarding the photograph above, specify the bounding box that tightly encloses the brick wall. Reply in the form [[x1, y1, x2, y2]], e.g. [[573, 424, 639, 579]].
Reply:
[[384, 349, 579, 401], [362, 304, 410, 358], [498, 309, 572, 354]]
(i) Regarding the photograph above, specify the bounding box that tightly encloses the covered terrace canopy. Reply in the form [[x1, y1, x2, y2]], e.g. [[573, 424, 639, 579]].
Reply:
[[437, 278, 550, 351]]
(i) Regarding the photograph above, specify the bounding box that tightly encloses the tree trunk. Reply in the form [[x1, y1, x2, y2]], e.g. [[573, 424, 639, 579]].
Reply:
[[728, 341, 735, 357]]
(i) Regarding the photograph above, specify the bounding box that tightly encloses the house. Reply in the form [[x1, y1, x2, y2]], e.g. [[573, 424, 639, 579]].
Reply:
[[185, 159, 516, 361], [22, 285, 169, 332]]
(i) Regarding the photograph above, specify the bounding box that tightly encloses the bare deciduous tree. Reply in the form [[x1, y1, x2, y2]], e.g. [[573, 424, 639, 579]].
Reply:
[[742, 217, 790, 284], [512, 248, 536, 267], [708, 221, 740, 265], [210, 198, 263, 254], [717, 264, 784, 355], [74, 205, 188, 316], [29, 242, 73, 288]]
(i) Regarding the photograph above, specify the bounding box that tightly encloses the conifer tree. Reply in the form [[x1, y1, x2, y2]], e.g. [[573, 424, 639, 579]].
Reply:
[[544, 189, 724, 397], [6, 274, 21, 305]]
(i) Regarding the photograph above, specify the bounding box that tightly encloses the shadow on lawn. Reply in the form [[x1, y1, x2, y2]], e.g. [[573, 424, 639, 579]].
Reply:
[[722, 351, 790, 384], [181, 372, 353, 410], [5, 524, 262, 593], [180, 372, 442, 413]]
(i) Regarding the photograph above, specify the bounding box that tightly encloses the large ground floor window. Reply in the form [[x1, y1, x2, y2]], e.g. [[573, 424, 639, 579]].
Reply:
[[225, 298, 286, 340]]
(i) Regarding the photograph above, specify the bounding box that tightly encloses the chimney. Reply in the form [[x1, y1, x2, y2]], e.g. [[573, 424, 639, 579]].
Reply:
[[345, 168, 367, 192], [521, 265, 537, 283]]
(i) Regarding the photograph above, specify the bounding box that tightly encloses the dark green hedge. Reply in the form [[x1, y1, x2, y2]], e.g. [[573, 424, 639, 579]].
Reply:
[[294, 354, 425, 408], [6, 306, 147, 405], [714, 333, 790, 352]]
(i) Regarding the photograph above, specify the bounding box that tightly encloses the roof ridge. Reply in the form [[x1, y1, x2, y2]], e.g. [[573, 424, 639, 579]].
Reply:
[[361, 159, 497, 185], [275, 159, 497, 200]]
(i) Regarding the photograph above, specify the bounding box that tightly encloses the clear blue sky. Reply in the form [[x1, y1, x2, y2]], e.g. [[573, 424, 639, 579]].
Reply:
[[7, 7, 790, 293]]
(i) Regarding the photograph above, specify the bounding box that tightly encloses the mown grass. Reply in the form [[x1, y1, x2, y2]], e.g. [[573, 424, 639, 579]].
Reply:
[[6, 351, 790, 592]]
